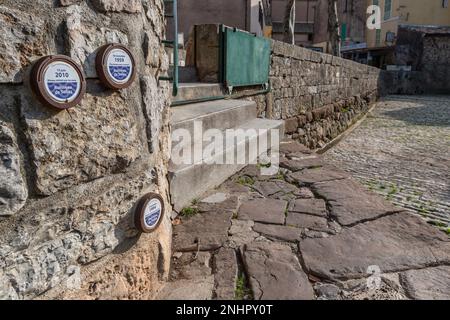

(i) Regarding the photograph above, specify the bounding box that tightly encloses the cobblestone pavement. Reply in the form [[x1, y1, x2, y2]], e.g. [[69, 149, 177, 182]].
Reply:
[[156, 140, 450, 300], [324, 95, 450, 227]]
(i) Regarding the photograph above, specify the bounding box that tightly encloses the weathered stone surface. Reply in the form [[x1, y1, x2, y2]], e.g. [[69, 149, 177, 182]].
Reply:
[[0, 167, 163, 299], [286, 213, 329, 231], [279, 141, 311, 155], [289, 198, 327, 217], [213, 247, 238, 300], [21, 91, 143, 195], [311, 178, 400, 226], [253, 223, 301, 242], [173, 210, 233, 251], [66, 5, 129, 78], [300, 212, 450, 281], [252, 181, 282, 197], [341, 276, 407, 300], [243, 242, 314, 300], [0, 0, 171, 301], [91, 0, 143, 13], [170, 252, 212, 280], [280, 157, 324, 172], [60, 0, 82, 6], [228, 220, 260, 247], [141, 76, 170, 153], [0, 271, 19, 299], [197, 195, 239, 213], [238, 198, 287, 225], [314, 283, 342, 300], [156, 275, 215, 300], [0, 122, 27, 216], [400, 266, 450, 300], [289, 167, 349, 185], [0, 6, 49, 83], [201, 193, 228, 204]]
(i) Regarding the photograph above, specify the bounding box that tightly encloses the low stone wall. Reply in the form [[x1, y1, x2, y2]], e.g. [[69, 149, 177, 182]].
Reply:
[[250, 40, 381, 149], [0, 0, 172, 299]]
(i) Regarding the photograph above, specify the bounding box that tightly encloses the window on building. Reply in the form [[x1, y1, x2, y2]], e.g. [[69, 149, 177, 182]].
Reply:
[[376, 29, 381, 46], [443, 0, 449, 8], [384, 0, 392, 20]]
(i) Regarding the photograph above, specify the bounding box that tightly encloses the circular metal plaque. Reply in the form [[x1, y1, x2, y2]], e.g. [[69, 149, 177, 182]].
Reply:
[[30, 55, 86, 110], [96, 44, 136, 90], [134, 193, 165, 233]]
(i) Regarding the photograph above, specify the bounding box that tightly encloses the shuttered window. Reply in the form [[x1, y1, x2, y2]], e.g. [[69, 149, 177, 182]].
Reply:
[[384, 0, 392, 20]]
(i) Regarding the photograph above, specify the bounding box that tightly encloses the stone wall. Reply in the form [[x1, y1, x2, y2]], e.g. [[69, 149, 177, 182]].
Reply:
[[386, 25, 450, 95], [251, 40, 381, 149], [0, 0, 172, 299]]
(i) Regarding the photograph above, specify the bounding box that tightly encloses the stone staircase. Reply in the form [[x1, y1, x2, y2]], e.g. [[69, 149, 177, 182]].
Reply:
[[169, 83, 284, 211]]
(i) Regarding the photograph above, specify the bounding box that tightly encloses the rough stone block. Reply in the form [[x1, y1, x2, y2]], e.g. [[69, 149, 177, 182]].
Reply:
[[0, 122, 27, 216], [66, 5, 129, 78], [91, 0, 143, 13], [284, 117, 299, 134], [60, 0, 82, 6], [238, 198, 287, 225], [243, 241, 314, 300], [20, 90, 143, 195], [214, 247, 238, 300], [0, 6, 50, 83], [0, 166, 162, 299]]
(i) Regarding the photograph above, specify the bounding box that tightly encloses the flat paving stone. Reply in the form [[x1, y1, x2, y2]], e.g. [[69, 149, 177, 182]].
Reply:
[[289, 198, 328, 217], [197, 195, 239, 213], [312, 178, 401, 226], [213, 247, 238, 300], [228, 220, 261, 247], [157, 276, 215, 300], [289, 166, 349, 185], [201, 193, 228, 203], [300, 212, 450, 281], [252, 181, 282, 197], [286, 212, 329, 231], [280, 141, 312, 155], [173, 210, 233, 251], [399, 266, 450, 300], [238, 198, 288, 225], [170, 252, 212, 280], [253, 223, 302, 242], [242, 241, 314, 300], [280, 157, 324, 172]]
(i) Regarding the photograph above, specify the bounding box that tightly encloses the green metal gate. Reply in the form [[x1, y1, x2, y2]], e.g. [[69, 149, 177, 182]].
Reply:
[[220, 26, 271, 92]]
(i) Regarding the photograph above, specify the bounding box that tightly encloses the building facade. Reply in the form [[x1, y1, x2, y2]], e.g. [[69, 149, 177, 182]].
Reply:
[[169, 0, 320, 47], [313, 0, 368, 55], [366, 0, 450, 48], [365, 0, 450, 67]]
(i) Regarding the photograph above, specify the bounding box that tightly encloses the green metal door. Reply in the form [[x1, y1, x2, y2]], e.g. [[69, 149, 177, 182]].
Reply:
[[220, 26, 271, 90]]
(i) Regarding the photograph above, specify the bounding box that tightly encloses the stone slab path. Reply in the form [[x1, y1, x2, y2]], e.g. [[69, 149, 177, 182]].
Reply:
[[156, 140, 450, 300], [325, 95, 450, 227]]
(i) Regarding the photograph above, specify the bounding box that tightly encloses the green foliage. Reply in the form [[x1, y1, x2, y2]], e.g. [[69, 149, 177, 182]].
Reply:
[[237, 176, 255, 186], [180, 206, 199, 217], [235, 273, 252, 300]]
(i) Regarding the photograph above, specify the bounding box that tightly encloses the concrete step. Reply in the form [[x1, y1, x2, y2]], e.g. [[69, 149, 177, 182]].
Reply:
[[171, 99, 257, 137], [169, 118, 285, 211], [173, 83, 223, 103]]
